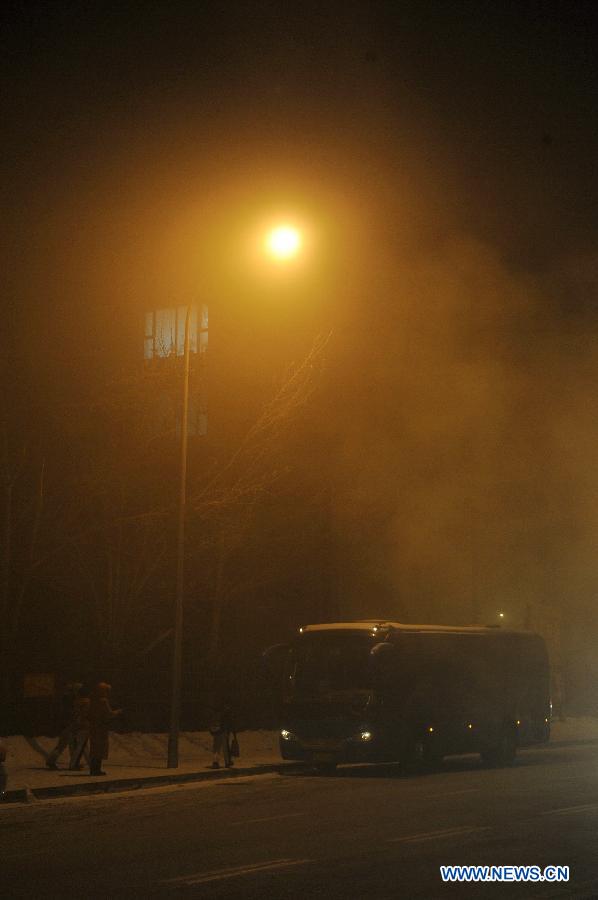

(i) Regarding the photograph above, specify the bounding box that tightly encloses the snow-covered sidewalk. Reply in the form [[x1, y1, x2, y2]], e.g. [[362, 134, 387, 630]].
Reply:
[[0, 729, 286, 803], [1, 718, 597, 804]]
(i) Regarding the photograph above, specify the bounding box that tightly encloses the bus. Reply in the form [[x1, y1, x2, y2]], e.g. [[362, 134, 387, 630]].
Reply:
[[264, 621, 551, 774]]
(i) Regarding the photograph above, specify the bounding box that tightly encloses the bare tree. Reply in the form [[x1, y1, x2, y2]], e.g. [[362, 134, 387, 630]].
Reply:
[[54, 364, 180, 682], [0, 332, 328, 714], [116, 333, 329, 690], [187, 334, 330, 674], [190, 334, 328, 517]]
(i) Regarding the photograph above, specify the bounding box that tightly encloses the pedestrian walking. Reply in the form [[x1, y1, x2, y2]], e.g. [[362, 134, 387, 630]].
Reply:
[[68, 687, 91, 770], [88, 682, 122, 776], [46, 681, 84, 770], [207, 702, 238, 769]]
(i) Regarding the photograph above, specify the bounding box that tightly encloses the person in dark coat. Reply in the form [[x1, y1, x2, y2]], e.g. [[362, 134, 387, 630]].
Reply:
[[88, 682, 122, 776], [208, 702, 237, 769], [69, 688, 91, 770]]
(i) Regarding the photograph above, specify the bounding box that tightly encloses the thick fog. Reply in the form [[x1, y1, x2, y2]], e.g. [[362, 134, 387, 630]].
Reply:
[[3, 2, 598, 708]]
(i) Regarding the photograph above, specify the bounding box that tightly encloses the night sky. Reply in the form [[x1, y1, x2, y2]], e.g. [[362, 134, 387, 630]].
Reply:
[[3, 1, 598, 699], [5, 2, 598, 310]]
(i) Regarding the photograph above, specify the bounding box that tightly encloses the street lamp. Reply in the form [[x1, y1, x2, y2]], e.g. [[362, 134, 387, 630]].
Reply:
[[167, 304, 192, 768], [167, 223, 303, 768]]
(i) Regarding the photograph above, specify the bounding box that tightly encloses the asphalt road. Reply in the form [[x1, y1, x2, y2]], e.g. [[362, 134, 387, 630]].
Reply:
[[2, 742, 598, 899]]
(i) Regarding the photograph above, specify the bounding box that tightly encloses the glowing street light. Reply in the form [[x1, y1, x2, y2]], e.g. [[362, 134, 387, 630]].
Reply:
[[265, 224, 302, 261]]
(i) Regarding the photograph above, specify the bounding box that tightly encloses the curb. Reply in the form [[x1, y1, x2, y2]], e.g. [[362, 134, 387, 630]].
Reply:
[[2, 761, 302, 805], [3, 737, 598, 805]]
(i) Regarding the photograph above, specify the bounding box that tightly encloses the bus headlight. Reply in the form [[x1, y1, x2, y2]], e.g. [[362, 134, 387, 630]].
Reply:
[[280, 729, 295, 741]]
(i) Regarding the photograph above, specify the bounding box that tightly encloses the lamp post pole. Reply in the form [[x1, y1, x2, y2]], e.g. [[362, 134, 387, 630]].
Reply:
[[164, 221, 301, 767], [167, 304, 191, 768]]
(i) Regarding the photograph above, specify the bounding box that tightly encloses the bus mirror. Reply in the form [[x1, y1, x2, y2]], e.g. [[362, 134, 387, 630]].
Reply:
[[261, 644, 290, 683]]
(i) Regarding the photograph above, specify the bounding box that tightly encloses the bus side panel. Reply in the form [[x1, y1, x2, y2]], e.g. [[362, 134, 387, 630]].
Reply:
[[392, 633, 506, 755]]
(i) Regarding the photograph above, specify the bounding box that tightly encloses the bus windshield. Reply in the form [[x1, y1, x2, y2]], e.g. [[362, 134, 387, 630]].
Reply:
[[289, 632, 374, 694]]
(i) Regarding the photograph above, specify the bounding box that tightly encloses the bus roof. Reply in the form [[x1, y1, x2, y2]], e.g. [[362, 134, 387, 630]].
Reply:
[[299, 621, 530, 636]]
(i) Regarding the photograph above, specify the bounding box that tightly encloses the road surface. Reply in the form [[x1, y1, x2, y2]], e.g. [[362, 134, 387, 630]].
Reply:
[[3, 742, 598, 898]]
